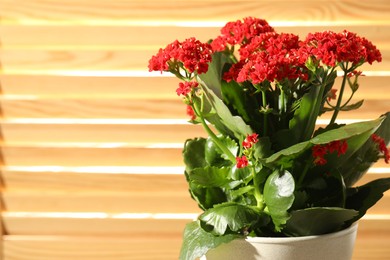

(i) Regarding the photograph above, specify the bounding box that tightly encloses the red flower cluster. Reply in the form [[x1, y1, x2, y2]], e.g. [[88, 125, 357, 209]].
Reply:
[[312, 140, 348, 165], [148, 37, 213, 74], [223, 32, 308, 84], [176, 81, 198, 96], [186, 105, 196, 120], [372, 134, 390, 163], [301, 30, 382, 67], [211, 17, 274, 51], [242, 133, 259, 149], [236, 155, 248, 168]]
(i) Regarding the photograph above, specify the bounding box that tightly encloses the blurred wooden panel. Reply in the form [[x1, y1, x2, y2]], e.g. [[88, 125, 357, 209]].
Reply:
[[0, 75, 180, 98], [3, 165, 388, 191], [1, 0, 389, 25], [1, 98, 389, 119], [3, 235, 183, 260], [2, 190, 199, 213], [1, 25, 389, 47], [0, 123, 206, 144], [1, 146, 182, 166], [2, 233, 390, 260], [2, 213, 193, 236], [2, 189, 389, 214], [1, 49, 389, 76]]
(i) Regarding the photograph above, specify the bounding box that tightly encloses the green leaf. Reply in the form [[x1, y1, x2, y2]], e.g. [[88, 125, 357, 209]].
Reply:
[[221, 79, 262, 131], [197, 77, 253, 140], [183, 138, 207, 171], [340, 99, 364, 111], [285, 207, 358, 236], [205, 136, 237, 166], [230, 165, 252, 181], [199, 202, 260, 235], [197, 52, 230, 98], [188, 166, 232, 187], [265, 116, 385, 166], [263, 170, 295, 231], [188, 181, 227, 210], [341, 112, 390, 186], [345, 178, 390, 224], [179, 221, 242, 260]]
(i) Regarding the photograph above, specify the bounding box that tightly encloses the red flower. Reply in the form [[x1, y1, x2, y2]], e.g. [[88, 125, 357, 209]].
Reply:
[[242, 133, 259, 149], [372, 134, 390, 163], [312, 140, 348, 165], [301, 30, 382, 67], [186, 105, 196, 120], [236, 156, 249, 168], [176, 81, 198, 96], [148, 38, 213, 74], [327, 88, 337, 102], [211, 17, 274, 51]]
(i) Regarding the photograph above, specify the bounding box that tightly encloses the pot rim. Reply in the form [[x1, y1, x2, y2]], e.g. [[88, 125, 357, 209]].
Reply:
[[245, 222, 358, 243]]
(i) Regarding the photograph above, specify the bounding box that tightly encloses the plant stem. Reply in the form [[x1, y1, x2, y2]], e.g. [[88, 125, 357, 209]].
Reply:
[[192, 101, 236, 163], [261, 90, 268, 137], [252, 166, 264, 209], [330, 64, 349, 124]]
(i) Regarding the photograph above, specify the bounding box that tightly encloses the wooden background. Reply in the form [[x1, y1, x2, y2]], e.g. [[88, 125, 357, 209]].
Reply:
[[0, 0, 389, 259]]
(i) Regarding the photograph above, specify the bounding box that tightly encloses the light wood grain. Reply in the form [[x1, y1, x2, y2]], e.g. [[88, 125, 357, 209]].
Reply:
[[2, 232, 390, 260], [1, 98, 389, 119], [3, 235, 183, 260], [1, 0, 389, 25], [1, 25, 390, 48], [1, 75, 389, 97]]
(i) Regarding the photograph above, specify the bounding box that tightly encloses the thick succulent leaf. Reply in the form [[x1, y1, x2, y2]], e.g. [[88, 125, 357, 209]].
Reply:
[[197, 52, 230, 98], [179, 221, 242, 260], [199, 202, 260, 235], [285, 207, 358, 236], [263, 170, 295, 231], [188, 166, 232, 187], [183, 138, 207, 171], [221, 79, 262, 131], [197, 77, 253, 140], [266, 116, 384, 166], [345, 178, 390, 224], [205, 135, 239, 163], [342, 112, 390, 186], [188, 182, 227, 210]]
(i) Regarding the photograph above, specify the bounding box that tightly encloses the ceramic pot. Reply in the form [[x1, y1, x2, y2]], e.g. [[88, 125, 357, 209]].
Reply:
[[203, 223, 358, 260]]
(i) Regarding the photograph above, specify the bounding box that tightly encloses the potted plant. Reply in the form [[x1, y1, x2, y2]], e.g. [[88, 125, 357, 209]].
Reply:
[[148, 17, 390, 260]]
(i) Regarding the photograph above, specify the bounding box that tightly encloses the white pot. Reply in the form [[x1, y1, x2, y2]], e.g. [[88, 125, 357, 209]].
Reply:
[[203, 223, 358, 260]]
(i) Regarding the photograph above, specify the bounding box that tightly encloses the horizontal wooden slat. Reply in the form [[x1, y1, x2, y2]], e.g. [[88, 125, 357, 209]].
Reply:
[[1, 98, 388, 119], [3, 235, 183, 260], [2, 190, 199, 213], [2, 233, 390, 260], [1, 25, 390, 47], [0, 146, 181, 166], [3, 166, 388, 191], [0, 123, 206, 144], [1, 0, 389, 26], [2, 214, 388, 237], [2, 213, 194, 236], [2, 190, 389, 215]]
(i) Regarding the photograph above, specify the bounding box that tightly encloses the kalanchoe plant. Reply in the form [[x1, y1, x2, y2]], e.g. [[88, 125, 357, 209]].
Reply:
[[148, 17, 390, 260]]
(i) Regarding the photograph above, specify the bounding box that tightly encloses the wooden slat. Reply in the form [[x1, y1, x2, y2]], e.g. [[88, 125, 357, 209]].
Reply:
[[1, 75, 388, 97], [1, 25, 390, 47], [0, 123, 206, 144], [1, 0, 389, 25], [1, 98, 389, 119], [2, 233, 390, 260], [2, 49, 388, 73], [2, 213, 193, 236], [2, 165, 389, 191], [3, 235, 183, 260], [1, 146, 182, 166]]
